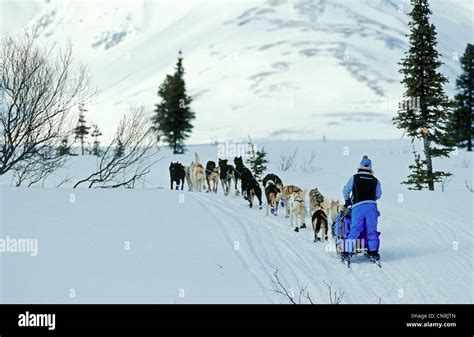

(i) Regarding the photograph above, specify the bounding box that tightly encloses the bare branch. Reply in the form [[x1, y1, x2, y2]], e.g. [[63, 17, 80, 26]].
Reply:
[[278, 149, 297, 172], [73, 106, 159, 188], [0, 32, 97, 177]]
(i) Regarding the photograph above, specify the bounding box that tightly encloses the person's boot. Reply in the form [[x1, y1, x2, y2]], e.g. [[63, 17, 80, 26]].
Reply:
[[341, 252, 352, 264], [368, 251, 380, 261]]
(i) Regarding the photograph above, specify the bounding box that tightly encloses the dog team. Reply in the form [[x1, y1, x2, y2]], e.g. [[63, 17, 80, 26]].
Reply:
[[169, 153, 341, 242]]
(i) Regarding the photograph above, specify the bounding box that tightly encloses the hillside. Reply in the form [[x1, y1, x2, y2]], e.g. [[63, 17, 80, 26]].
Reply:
[[1, 139, 472, 303], [1, 0, 472, 142]]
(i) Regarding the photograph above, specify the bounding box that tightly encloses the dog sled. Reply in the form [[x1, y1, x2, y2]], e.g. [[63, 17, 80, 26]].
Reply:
[[333, 207, 381, 268]]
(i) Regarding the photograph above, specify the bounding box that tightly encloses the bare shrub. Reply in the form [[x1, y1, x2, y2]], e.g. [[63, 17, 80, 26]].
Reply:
[[278, 149, 297, 172], [73, 106, 159, 188], [271, 269, 344, 304], [440, 175, 454, 192], [299, 150, 320, 173]]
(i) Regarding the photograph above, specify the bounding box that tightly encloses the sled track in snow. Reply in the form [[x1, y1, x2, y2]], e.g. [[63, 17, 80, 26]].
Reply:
[[188, 191, 473, 304]]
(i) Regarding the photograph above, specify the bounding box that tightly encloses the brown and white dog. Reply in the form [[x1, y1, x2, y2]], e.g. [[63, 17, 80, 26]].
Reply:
[[311, 205, 329, 242], [205, 161, 220, 193], [309, 188, 329, 215], [281, 185, 309, 218], [289, 194, 307, 232], [189, 153, 206, 192], [264, 180, 282, 216]]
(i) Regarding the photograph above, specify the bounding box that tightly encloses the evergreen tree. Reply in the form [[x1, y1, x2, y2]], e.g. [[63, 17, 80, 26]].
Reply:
[[447, 43, 474, 151], [57, 137, 73, 156], [393, 0, 453, 191], [74, 104, 91, 156], [402, 146, 428, 190], [114, 139, 125, 158], [152, 51, 194, 154], [246, 136, 268, 181], [91, 124, 103, 157]]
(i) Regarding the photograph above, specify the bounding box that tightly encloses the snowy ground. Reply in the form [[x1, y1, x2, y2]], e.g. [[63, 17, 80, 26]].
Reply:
[[0, 139, 473, 303]]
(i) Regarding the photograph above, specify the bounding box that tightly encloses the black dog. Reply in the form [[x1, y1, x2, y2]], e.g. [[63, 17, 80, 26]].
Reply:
[[246, 178, 263, 209], [234, 156, 254, 194], [169, 162, 185, 190], [218, 159, 236, 195], [262, 173, 283, 189]]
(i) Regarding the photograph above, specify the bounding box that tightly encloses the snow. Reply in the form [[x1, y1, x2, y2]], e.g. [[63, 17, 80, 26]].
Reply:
[[1, 139, 472, 303], [1, 0, 472, 143]]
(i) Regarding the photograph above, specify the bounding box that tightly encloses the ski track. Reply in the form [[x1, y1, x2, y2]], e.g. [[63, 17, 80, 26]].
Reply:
[[189, 189, 472, 304]]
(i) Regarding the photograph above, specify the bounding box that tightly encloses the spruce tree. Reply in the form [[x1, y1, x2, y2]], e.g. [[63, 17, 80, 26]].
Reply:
[[91, 124, 102, 157], [393, 0, 453, 191], [74, 105, 91, 156], [447, 43, 474, 151], [246, 136, 268, 181], [57, 137, 73, 156], [402, 146, 429, 190], [152, 51, 194, 154], [114, 139, 125, 158]]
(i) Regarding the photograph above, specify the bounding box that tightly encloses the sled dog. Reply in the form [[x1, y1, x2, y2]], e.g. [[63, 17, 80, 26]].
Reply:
[[234, 156, 254, 195], [309, 188, 330, 216], [329, 199, 340, 224], [205, 161, 220, 193], [190, 153, 206, 192], [246, 178, 263, 209], [264, 180, 282, 216], [169, 162, 185, 190], [289, 194, 307, 232], [218, 159, 238, 196], [312, 206, 329, 242], [281, 185, 309, 218], [262, 173, 283, 190]]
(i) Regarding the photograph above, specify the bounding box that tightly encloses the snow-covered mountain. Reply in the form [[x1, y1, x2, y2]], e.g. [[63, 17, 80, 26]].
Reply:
[[1, 0, 473, 143]]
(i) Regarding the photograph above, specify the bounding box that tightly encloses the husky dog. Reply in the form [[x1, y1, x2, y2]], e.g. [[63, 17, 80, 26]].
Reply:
[[264, 180, 282, 216], [169, 162, 185, 190], [262, 173, 283, 190], [329, 199, 340, 225], [234, 156, 254, 195], [205, 161, 220, 193], [281, 185, 309, 218], [312, 206, 329, 242], [218, 159, 237, 196], [309, 188, 329, 216], [190, 153, 206, 192], [289, 194, 307, 232], [184, 165, 193, 191], [246, 178, 263, 209]]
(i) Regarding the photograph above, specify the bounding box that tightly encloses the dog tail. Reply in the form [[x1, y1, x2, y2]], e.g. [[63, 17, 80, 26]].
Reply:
[[194, 152, 200, 165]]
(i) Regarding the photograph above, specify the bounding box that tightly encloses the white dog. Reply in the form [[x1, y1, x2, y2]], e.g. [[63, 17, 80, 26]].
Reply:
[[189, 153, 206, 192], [289, 195, 307, 232]]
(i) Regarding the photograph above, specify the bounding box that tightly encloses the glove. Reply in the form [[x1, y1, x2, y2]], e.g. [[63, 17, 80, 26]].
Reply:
[[344, 199, 352, 207]]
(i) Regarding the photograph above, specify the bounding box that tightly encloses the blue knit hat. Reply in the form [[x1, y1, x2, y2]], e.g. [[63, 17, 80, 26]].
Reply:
[[360, 155, 372, 169]]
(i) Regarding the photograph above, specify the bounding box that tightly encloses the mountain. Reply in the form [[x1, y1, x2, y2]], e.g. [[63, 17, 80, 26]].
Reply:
[[1, 0, 472, 143]]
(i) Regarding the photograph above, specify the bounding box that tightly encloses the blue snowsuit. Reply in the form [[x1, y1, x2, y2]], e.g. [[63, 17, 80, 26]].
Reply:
[[343, 169, 382, 253]]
